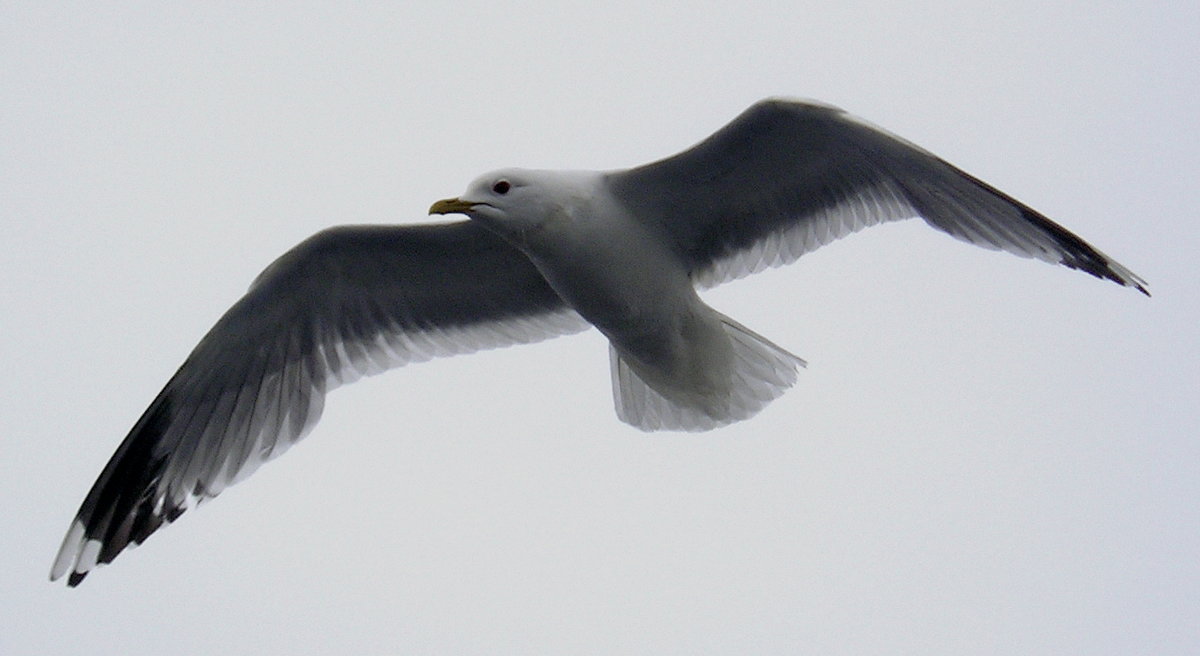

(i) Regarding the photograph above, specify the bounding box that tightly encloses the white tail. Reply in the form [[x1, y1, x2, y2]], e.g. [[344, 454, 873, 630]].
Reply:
[[610, 314, 806, 432]]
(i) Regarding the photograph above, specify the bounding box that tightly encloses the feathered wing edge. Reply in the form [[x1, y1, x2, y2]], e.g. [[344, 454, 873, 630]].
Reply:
[[691, 178, 917, 289], [612, 99, 1148, 297], [51, 224, 587, 586]]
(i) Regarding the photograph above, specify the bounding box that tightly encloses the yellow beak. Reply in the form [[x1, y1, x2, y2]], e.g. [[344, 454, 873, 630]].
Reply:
[[429, 197, 478, 216]]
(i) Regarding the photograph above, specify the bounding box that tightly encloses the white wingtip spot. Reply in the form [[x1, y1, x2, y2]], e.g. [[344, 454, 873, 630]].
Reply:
[[49, 520, 86, 581], [78, 538, 102, 573]]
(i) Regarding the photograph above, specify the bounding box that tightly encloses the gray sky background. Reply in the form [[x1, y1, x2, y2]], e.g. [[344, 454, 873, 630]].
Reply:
[[3, 3, 1197, 654]]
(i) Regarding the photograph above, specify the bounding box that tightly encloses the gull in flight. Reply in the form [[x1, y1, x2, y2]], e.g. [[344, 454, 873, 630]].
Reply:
[[51, 98, 1147, 586]]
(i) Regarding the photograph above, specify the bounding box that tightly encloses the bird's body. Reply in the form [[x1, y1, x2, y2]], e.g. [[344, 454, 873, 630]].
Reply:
[[431, 167, 807, 429], [52, 98, 1146, 586]]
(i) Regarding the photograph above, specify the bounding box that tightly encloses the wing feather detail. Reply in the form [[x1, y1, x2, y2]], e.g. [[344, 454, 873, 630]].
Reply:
[[608, 99, 1147, 295], [52, 222, 585, 585]]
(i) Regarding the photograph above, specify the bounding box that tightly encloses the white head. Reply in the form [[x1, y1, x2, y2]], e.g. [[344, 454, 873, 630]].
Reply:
[[429, 168, 603, 246]]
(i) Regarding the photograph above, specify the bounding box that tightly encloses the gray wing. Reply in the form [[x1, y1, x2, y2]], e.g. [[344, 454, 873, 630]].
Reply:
[[51, 222, 586, 586], [606, 98, 1147, 294]]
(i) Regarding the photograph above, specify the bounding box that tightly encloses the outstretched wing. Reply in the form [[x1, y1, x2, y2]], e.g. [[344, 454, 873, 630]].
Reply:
[[607, 98, 1147, 294], [52, 222, 585, 586]]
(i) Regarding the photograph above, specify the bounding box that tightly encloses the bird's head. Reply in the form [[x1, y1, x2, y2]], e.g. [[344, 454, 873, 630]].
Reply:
[[430, 169, 601, 247]]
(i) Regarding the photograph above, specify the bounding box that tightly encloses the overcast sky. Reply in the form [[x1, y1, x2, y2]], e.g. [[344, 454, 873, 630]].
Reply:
[[3, 2, 1197, 654]]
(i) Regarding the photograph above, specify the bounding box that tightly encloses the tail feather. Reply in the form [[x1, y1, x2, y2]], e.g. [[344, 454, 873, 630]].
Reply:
[[610, 314, 805, 432]]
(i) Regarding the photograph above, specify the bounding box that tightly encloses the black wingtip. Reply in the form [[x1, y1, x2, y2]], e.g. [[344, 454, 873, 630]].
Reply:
[[1086, 263, 1149, 297], [1090, 258, 1150, 297], [1097, 262, 1149, 297], [1014, 207, 1149, 298]]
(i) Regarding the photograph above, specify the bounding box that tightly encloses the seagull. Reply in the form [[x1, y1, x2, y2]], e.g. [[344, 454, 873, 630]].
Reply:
[[51, 98, 1147, 586]]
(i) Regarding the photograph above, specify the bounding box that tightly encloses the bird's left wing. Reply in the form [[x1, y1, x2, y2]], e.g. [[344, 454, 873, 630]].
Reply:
[[606, 99, 1146, 294], [52, 222, 585, 586]]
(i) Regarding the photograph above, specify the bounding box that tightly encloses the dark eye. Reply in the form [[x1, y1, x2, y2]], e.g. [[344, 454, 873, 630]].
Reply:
[[492, 180, 511, 195]]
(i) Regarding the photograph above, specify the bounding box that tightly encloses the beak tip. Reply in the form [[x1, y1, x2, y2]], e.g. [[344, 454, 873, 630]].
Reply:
[[429, 197, 474, 216]]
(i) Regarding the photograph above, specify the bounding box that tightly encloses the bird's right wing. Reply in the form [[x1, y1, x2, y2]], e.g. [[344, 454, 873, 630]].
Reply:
[[52, 221, 586, 586]]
